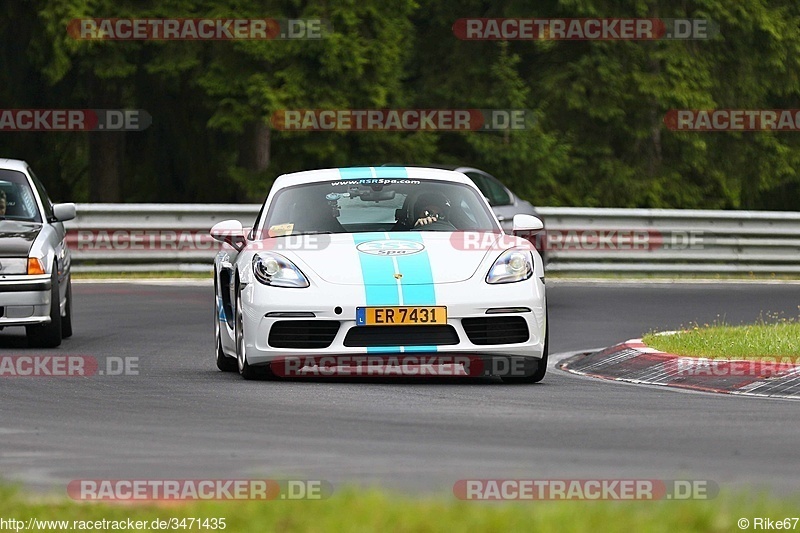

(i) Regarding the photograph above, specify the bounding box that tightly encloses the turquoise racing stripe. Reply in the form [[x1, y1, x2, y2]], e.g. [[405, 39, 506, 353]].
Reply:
[[342, 167, 439, 354], [338, 167, 374, 180], [343, 167, 403, 315], [389, 231, 437, 352], [374, 166, 408, 179], [390, 231, 437, 352], [352, 232, 400, 307], [338, 166, 409, 180], [392, 232, 436, 305]]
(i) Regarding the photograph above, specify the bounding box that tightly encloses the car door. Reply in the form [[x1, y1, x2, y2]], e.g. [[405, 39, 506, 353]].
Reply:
[[28, 167, 70, 289]]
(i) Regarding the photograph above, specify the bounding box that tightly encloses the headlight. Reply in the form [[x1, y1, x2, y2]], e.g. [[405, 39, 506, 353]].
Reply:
[[486, 249, 533, 284], [252, 253, 309, 288]]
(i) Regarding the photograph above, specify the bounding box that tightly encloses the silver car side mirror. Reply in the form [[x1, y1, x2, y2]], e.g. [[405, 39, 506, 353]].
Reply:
[[52, 203, 77, 222]]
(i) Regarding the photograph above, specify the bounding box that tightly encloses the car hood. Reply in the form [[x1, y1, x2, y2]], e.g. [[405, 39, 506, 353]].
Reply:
[[0, 220, 42, 258], [262, 232, 525, 286]]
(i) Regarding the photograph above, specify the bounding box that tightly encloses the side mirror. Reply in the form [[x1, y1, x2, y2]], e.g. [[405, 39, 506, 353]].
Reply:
[[52, 203, 77, 222], [210, 220, 246, 251], [512, 214, 544, 234]]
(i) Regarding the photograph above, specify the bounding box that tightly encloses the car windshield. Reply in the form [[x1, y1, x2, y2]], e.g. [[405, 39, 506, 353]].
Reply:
[[0, 170, 42, 222], [257, 178, 499, 237]]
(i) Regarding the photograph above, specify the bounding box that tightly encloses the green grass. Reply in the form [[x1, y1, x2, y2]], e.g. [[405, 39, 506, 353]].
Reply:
[[643, 317, 800, 359], [1, 486, 798, 532]]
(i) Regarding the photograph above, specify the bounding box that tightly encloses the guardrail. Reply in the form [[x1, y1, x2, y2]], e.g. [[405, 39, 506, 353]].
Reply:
[[66, 204, 256, 272], [65, 204, 800, 274]]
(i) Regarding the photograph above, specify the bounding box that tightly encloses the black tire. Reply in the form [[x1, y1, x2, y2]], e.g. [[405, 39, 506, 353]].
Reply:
[[502, 316, 548, 384], [235, 283, 261, 380], [61, 277, 73, 338], [27, 266, 62, 348]]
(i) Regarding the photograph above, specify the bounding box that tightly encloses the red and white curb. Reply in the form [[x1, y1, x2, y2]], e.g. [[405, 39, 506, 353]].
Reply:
[[558, 339, 800, 400]]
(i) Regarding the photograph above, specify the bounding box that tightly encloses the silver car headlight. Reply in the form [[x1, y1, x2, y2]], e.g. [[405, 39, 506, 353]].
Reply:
[[252, 253, 310, 288], [486, 249, 533, 284]]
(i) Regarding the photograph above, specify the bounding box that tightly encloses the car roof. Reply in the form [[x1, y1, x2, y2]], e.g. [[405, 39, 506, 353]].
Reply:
[[0, 159, 29, 173], [273, 166, 475, 189]]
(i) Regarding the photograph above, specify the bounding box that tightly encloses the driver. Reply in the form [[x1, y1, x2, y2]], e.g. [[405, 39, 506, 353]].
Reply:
[[413, 191, 452, 227]]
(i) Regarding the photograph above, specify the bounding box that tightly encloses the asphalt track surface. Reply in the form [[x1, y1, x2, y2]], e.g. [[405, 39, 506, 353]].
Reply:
[[1, 280, 799, 497]]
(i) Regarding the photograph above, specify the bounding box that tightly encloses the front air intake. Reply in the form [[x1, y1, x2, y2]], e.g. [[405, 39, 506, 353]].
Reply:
[[462, 317, 529, 345], [268, 320, 340, 349]]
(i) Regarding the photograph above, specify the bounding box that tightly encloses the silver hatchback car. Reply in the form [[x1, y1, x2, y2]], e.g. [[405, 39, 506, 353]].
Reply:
[[0, 159, 76, 347]]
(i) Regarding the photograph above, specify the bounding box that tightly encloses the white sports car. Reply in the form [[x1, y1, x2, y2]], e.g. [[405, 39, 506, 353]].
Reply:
[[211, 167, 547, 383]]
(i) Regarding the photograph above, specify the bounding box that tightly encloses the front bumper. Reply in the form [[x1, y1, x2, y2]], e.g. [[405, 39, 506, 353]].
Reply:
[[231, 277, 546, 367], [0, 275, 52, 327]]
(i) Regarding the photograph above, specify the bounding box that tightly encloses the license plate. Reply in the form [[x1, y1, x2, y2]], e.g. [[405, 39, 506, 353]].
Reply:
[[356, 306, 447, 326]]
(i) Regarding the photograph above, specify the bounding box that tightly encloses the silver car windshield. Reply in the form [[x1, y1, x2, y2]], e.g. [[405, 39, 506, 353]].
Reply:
[[257, 179, 499, 237], [0, 170, 42, 223]]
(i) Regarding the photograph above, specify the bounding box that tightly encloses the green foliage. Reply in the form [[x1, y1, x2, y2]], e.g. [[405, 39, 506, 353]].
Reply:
[[1, 0, 800, 208]]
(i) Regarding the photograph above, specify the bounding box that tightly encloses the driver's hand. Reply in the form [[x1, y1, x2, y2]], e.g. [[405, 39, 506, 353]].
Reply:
[[414, 215, 438, 227]]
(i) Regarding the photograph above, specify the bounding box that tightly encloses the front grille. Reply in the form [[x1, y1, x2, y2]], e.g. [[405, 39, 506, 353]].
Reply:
[[268, 320, 340, 349], [343, 325, 459, 347], [462, 317, 529, 345]]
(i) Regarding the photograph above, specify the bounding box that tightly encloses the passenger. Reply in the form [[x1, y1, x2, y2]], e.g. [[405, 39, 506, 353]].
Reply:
[[291, 193, 345, 234]]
